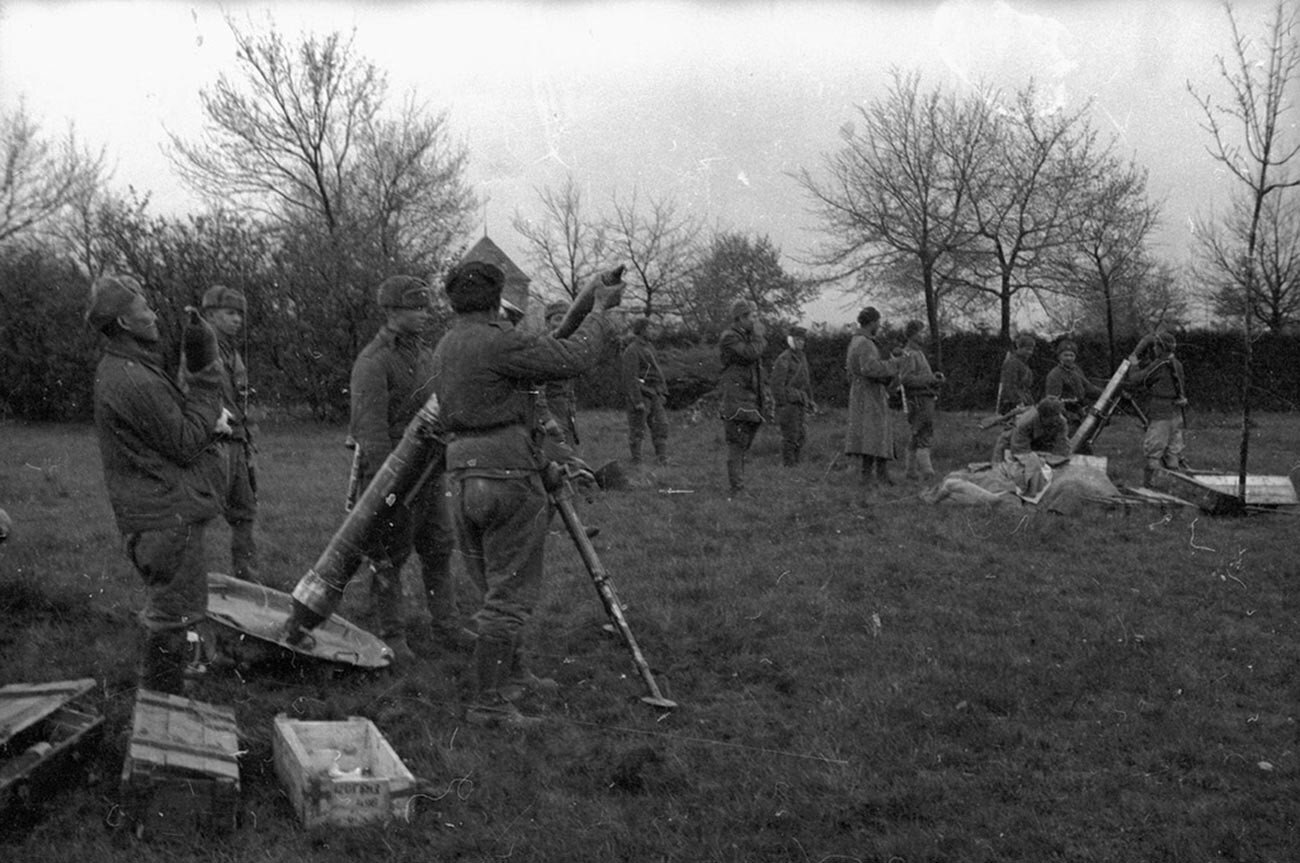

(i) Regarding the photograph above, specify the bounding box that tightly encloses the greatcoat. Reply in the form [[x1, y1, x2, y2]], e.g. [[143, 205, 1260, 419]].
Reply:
[[844, 328, 899, 458]]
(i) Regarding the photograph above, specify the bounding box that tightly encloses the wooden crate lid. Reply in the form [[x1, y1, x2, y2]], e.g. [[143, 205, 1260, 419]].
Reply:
[[128, 690, 240, 783], [0, 678, 97, 746], [1187, 473, 1299, 506]]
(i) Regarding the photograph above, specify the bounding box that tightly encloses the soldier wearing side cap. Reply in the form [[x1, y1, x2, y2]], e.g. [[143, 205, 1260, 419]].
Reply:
[[431, 259, 625, 728], [1044, 338, 1102, 438], [621, 316, 669, 466], [192, 285, 261, 583], [349, 275, 474, 663], [997, 333, 1038, 416], [87, 274, 229, 695]]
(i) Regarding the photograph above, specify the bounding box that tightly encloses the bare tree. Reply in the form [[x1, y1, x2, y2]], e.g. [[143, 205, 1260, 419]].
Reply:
[[0, 103, 105, 244], [1048, 157, 1164, 365], [1189, 0, 1300, 495], [511, 175, 607, 300], [604, 187, 703, 318], [954, 84, 1112, 340], [1201, 190, 1300, 332], [797, 69, 994, 365], [167, 15, 472, 265]]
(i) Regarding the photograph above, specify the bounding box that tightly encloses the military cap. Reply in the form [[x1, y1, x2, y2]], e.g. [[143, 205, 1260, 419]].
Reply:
[[1056, 339, 1078, 357], [789, 325, 808, 338], [377, 275, 431, 309], [85, 274, 145, 332], [444, 261, 504, 313], [201, 285, 247, 313], [629, 316, 652, 335], [1154, 331, 1176, 350], [1015, 333, 1036, 350], [857, 306, 880, 327], [732, 299, 755, 319], [1036, 395, 1064, 418]]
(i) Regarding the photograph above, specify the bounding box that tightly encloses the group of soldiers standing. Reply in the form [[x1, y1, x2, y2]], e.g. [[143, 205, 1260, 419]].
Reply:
[[85, 259, 1188, 727]]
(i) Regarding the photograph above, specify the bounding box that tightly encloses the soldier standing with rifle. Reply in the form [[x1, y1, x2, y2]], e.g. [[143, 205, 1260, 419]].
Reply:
[[621, 316, 670, 467], [770, 324, 814, 467], [194, 286, 261, 583], [997, 333, 1037, 415], [431, 260, 625, 728], [349, 276, 474, 664], [87, 275, 229, 694], [897, 320, 944, 480]]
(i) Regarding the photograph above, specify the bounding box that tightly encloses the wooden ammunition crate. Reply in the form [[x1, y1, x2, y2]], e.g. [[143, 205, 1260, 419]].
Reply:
[[119, 689, 240, 839], [272, 714, 417, 827], [0, 679, 105, 817], [1150, 468, 1247, 516]]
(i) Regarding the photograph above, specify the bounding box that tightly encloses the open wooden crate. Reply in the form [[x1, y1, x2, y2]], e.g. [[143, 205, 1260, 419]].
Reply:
[[0, 678, 105, 817], [272, 714, 417, 827]]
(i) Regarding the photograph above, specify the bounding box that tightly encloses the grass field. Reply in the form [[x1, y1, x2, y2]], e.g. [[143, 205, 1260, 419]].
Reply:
[[1, 407, 1298, 862]]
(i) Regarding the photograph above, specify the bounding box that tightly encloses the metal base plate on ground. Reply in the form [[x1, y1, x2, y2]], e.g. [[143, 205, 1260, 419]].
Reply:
[[207, 573, 392, 668]]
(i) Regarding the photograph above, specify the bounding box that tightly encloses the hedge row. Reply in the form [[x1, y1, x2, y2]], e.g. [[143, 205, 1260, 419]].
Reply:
[[574, 329, 1300, 415]]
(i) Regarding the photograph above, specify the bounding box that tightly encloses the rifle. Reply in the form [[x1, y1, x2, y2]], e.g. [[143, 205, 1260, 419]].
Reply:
[[547, 465, 677, 710], [978, 405, 1029, 430]]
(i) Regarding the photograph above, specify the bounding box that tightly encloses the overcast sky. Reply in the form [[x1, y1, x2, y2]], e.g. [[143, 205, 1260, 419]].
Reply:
[[0, 0, 1288, 325]]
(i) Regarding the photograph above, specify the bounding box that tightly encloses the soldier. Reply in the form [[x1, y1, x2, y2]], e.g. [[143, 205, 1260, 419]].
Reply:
[[992, 396, 1069, 462], [431, 260, 625, 728], [845, 307, 901, 487], [898, 320, 944, 480], [997, 333, 1037, 415], [718, 300, 768, 496], [195, 285, 260, 583], [1126, 332, 1189, 486], [543, 301, 581, 448], [1045, 339, 1102, 439], [770, 324, 814, 466], [621, 316, 669, 466], [87, 274, 228, 694], [349, 275, 474, 663]]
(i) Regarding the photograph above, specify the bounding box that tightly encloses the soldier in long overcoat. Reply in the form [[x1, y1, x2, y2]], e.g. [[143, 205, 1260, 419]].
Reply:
[[845, 307, 901, 486]]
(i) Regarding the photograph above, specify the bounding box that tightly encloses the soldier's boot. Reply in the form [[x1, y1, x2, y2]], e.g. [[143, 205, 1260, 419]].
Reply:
[[876, 457, 896, 486], [466, 635, 542, 730], [859, 456, 876, 487], [727, 454, 745, 496], [1142, 467, 1156, 489], [371, 565, 415, 664], [417, 557, 476, 656], [916, 448, 936, 479], [230, 519, 260, 583], [500, 633, 559, 702], [139, 628, 188, 695], [653, 439, 670, 467], [629, 439, 643, 466], [904, 448, 919, 480]]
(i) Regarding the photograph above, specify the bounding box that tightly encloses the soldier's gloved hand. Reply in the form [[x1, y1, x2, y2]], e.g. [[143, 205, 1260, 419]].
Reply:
[[182, 306, 219, 372], [594, 278, 624, 310], [563, 457, 598, 491]]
